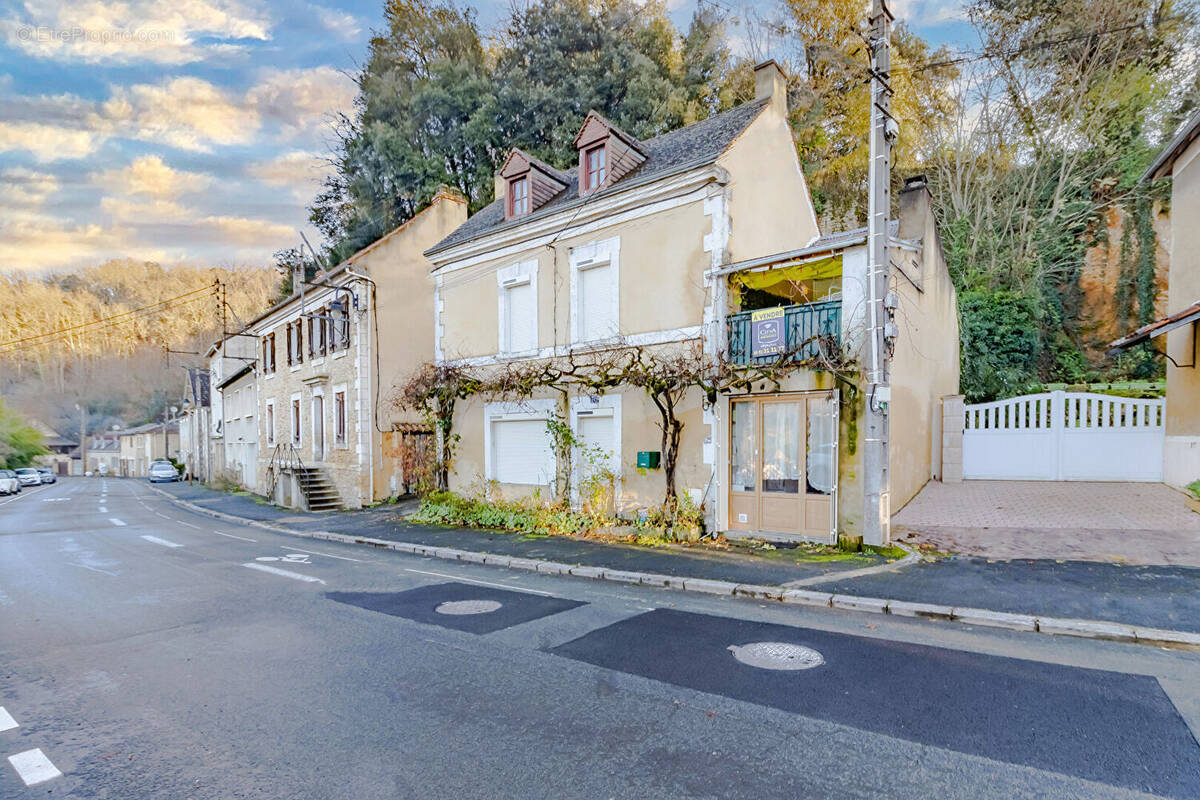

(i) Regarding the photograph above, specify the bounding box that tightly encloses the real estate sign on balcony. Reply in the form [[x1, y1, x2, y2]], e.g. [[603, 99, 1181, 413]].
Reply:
[[751, 307, 785, 357]]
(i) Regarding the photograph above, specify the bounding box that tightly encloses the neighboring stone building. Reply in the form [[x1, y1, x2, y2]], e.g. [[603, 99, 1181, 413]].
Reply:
[[427, 61, 960, 545], [70, 433, 121, 476], [237, 190, 466, 510], [207, 333, 260, 489], [118, 421, 181, 477], [178, 367, 211, 482], [31, 420, 75, 475], [1110, 110, 1200, 488]]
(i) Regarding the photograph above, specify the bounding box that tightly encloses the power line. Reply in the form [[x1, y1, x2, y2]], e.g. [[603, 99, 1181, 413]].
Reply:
[[0, 289, 217, 353], [0, 294, 214, 354]]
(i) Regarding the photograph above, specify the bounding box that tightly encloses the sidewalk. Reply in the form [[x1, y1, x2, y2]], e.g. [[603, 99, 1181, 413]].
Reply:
[[151, 481, 1200, 643], [157, 482, 900, 586]]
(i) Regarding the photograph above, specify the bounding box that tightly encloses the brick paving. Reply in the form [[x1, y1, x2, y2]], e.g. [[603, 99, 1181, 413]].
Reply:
[[895, 481, 1200, 566]]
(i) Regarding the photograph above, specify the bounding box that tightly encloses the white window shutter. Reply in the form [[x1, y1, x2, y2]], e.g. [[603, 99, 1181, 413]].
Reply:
[[491, 418, 554, 485], [507, 281, 536, 352], [580, 263, 615, 341]]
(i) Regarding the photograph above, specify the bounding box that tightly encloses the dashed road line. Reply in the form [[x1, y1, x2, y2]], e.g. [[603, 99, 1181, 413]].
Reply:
[[0, 707, 17, 732], [279, 545, 364, 563], [99, 506, 108, 513], [8, 748, 62, 786], [69, 563, 118, 576], [214, 531, 257, 542], [242, 563, 325, 584], [0, 485, 47, 506], [154, 512, 172, 520], [403, 568, 554, 596], [109, 518, 126, 527], [140, 535, 183, 548], [175, 520, 202, 530]]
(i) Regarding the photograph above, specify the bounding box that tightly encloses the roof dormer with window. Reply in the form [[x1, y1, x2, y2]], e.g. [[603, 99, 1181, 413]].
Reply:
[[499, 149, 569, 221], [573, 111, 646, 197]]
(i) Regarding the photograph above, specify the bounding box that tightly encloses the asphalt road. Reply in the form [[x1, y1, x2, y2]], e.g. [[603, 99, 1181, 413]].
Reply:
[[1, 478, 1199, 799]]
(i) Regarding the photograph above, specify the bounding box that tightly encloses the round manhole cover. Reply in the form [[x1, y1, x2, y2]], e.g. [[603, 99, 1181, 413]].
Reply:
[[435, 599, 503, 616], [727, 642, 825, 671]]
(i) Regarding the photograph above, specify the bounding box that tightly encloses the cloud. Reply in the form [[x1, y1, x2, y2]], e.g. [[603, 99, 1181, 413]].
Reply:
[[246, 66, 356, 141], [93, 155, 212, 198], [0, 121, 99, 161], [249, 150, 327, 200], [197, 215, 295, 246], [0, 168, 61, 206], [311, 5, 361, 41], [3, 0, 272, 65], [102, 77, 260, 151], [100, 196, 191, 223], [891, 0, 965, 25], [0, 215, 166, 272]]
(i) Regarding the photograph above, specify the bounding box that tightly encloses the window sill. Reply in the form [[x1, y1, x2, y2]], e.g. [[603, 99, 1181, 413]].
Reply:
[[331, 351, 347, 360], [569, 337, 622, 353]]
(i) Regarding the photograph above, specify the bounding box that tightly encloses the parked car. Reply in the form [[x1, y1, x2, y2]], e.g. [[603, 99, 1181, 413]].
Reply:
[[36, 467, 56, 484], [14, 468, 42, 487], [148, 461, 180, 483], [0, 469, 19, 495]]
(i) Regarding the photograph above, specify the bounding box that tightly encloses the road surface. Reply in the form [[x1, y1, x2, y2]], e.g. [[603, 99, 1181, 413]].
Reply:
[[1, 477, 1198, 798]]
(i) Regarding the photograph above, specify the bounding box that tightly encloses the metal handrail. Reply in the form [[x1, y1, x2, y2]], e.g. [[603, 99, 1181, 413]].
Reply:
[[264, 443, 306, 500]]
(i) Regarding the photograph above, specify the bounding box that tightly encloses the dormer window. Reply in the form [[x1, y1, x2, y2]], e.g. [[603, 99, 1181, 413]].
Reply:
[[573, 111, 645, 197], [498, 149, 568, 221], [510, 176, 530, 217], [585, 145, 607, 191]]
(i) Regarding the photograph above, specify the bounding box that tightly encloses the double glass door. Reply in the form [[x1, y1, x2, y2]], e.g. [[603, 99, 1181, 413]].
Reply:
[[729, 393, 837, 538]]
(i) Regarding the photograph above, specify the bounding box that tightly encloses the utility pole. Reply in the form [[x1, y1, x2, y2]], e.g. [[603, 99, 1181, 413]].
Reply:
[[863, 0, 894, 546], [77, 402, 87, 477]]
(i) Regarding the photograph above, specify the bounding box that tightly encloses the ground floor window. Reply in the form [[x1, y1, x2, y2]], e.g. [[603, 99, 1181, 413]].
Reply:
[[335, 391, 346, 446], [485, 401, 556, 486], [292, 398, 301, 445], [266, 402, 275, 445]]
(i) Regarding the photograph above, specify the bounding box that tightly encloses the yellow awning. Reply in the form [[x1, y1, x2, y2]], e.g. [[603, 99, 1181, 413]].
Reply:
[[728, 255, 842, 303]]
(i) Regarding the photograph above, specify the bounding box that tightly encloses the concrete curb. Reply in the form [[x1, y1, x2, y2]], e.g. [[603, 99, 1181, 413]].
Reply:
[[145, 485, 1200, 651]]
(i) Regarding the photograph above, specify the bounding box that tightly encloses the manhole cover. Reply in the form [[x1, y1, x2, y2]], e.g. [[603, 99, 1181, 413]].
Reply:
[[435, 599, 502, 616], [727, 642, 825, 670]]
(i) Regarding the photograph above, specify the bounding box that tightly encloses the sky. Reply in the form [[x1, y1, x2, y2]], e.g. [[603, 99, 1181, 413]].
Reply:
[[0, 0, 971, 275]]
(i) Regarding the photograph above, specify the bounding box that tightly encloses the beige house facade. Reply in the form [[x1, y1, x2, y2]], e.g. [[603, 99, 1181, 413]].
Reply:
[[426, 61, 960, 545], [237, 191, 466, 510], [119, 421, 181, 477], [1110, 110, 1200, 488]]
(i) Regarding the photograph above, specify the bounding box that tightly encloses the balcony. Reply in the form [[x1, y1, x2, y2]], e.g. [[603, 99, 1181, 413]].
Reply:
[[727, 300, 840, 366]]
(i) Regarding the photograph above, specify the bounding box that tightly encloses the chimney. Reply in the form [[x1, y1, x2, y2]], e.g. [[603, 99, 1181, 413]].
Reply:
[[754, 60, 787, 115], [899, 174, 931, 241], [494, 172, 506, 207], [292, 260, 304, 297]]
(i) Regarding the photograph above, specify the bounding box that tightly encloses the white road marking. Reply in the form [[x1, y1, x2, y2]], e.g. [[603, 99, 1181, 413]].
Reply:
[[0, 706, 17, 731], [69, 563, 118, 576], [8, 748, 62, 786], [98, 506, 108, 513], [279, 545, 364, 563], [109, 518, 126, 526], [154, 512, 172, 520], [140, 535, 183, 548], [403, 568, 554, 596], [213, 531, 256, 542], [0, 485, 47, 506], [242, 563, 325, 584], [175, 520, 202, 530]]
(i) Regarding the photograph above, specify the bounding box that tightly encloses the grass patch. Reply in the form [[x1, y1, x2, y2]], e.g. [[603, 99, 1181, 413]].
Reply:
[[1187, 480, 1200, 500]]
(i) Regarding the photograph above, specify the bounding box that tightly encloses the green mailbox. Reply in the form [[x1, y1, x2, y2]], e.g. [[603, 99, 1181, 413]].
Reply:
[[637, 450, 661, 469]]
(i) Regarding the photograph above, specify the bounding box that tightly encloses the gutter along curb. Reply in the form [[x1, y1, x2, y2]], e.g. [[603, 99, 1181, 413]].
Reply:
[[144, 485, 1200, 651]]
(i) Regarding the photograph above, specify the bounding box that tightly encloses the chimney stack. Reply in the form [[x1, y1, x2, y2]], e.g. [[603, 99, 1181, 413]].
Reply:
[[292, 260, 304, 297], [754, 60, 788, 115]]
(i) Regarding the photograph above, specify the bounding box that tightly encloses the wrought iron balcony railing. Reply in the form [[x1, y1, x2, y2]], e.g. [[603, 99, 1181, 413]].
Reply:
[[726, 300, 840, 366]]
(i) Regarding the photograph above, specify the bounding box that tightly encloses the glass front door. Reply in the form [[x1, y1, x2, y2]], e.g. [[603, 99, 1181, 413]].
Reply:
[[728, 393, 837, 538]]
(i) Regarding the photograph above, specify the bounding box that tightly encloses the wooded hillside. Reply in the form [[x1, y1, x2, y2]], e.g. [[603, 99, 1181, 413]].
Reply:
[[0, 261, 276, 436]]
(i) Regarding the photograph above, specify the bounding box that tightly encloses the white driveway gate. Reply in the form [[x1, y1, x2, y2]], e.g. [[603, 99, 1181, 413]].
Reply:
[[962, 390, 1164, 481]]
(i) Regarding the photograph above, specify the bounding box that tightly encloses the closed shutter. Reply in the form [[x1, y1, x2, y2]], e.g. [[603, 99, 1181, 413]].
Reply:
[[506, 281, 536, 352], [579, 263, 615, 340], [491, 418, 553, 485]]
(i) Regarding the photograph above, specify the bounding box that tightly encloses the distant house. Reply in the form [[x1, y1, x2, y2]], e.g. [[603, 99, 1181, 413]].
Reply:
[[118, 421, 181, 477], [70, 433, 121, 476], [1110, 109, 1200, 488], [179, 367, 212, 482], [31, 420, 75, 475]]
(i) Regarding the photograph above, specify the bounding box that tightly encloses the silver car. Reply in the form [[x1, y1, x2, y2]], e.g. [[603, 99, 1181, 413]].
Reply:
[[0, 469, 19, 495], [36, 467, 56, 484], [148, 461, 180, 482], [14, 468, 42, 487]]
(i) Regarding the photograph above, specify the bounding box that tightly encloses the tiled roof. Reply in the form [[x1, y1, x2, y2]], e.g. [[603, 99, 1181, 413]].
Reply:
[[426, 98, 770, 257]]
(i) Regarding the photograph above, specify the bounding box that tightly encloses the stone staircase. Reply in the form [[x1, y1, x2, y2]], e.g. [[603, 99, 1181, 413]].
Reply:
[[297, 467, 343, 511]]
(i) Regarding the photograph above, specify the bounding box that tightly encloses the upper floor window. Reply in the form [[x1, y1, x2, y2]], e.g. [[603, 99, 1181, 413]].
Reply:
[[262, 333, 276, 374], [509, 177, 529, 217], [585, 145, 606, 191], [497, 261, 537, 355], [570, 238, 620, 344]]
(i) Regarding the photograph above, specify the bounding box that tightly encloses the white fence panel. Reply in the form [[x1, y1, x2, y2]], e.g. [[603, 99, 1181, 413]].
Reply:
[[962, 390, 1163, 482]]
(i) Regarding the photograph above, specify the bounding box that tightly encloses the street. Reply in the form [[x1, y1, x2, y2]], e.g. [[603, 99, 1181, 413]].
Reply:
[[0, 478, 1198, 799]]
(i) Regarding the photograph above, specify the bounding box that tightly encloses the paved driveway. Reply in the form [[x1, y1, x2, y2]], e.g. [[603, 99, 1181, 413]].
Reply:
[[894, 480, 1200, 566]]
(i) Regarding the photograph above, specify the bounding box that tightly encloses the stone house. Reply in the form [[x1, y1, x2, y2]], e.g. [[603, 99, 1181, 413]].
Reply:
[[118, 421, 180, 477], [425, 61, 960, 545], [238, 190, 466, 510]]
